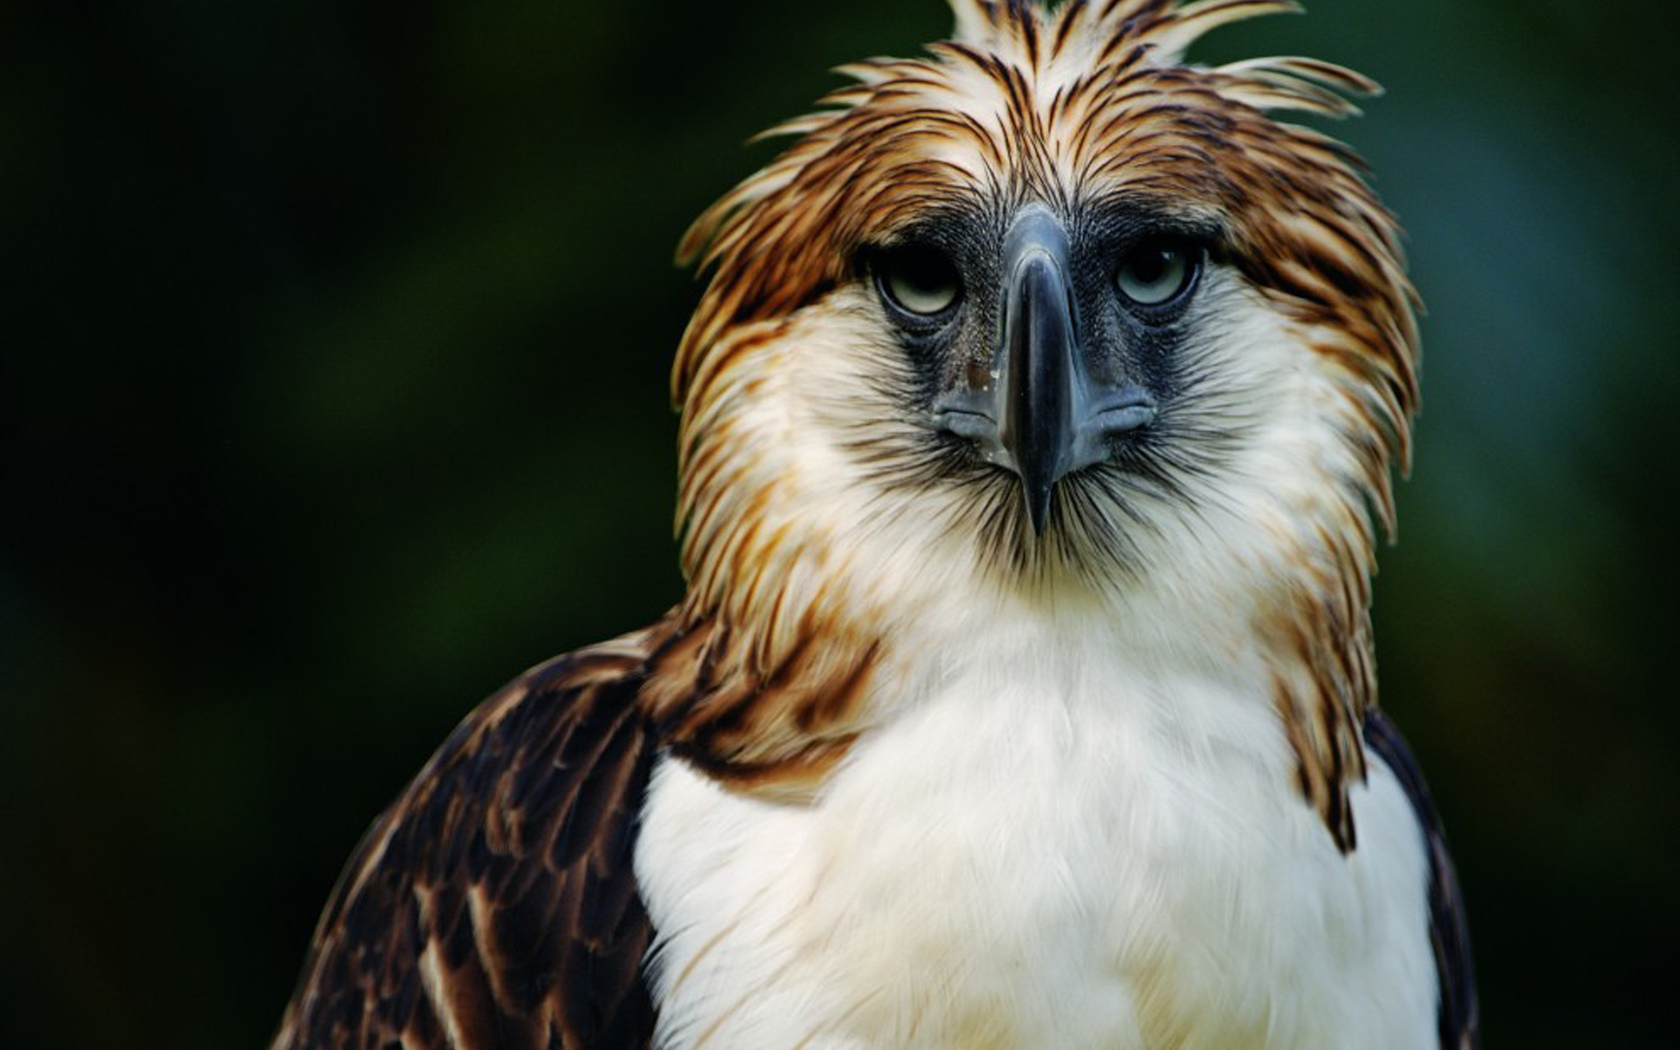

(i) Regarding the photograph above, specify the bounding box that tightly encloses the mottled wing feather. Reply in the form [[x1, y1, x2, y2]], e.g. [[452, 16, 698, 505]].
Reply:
[[272, 631, 673, 1050], [1362, 709, 1481, 1050]]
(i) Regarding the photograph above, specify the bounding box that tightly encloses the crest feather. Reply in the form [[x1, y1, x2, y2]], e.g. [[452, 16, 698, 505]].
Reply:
[[945, 0, 1301, 60], [1140, 0, 1303, 63]]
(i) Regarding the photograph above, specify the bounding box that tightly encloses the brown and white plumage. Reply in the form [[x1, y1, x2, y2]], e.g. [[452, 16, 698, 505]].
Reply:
[[273, 2, 1477, 1047]]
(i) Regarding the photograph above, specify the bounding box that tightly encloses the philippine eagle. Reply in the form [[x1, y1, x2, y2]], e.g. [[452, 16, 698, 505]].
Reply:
[[272, 1, 1478, 1048]]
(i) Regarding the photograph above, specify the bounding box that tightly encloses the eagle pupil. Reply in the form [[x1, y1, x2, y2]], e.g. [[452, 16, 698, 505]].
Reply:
[[1133, 251, 1168, 283]]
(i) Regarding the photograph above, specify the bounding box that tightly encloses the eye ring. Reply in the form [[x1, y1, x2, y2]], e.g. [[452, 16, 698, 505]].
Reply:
[[1115, 239, 1203, 312], [874, 244, 963, 321]]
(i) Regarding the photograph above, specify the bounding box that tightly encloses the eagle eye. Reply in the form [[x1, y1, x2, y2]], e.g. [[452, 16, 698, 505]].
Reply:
[[1116, 239, 1202, 310], [875, 245, 963, 320]]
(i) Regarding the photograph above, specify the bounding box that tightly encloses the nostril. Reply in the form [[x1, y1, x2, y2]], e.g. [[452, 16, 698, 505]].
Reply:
[[930, 391, 998, 442], [931, 391, 1017, 471], [1085, 387, 1157, 438]]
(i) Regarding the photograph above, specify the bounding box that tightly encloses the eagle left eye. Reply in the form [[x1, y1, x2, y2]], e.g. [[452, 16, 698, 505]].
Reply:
[[875, 245, 963, 320], [1116, 240, 1201, 309]]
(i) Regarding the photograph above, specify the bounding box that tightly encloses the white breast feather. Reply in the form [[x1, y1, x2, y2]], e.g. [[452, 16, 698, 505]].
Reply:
[[636, 613, 1436, 1050]]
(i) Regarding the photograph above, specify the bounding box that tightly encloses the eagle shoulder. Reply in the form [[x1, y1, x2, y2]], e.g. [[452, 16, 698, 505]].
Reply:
[[270, 620, 682, 1050]]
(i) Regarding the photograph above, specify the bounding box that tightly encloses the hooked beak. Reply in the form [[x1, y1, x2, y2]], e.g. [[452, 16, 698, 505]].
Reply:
[[933, 206, 1156, 533]]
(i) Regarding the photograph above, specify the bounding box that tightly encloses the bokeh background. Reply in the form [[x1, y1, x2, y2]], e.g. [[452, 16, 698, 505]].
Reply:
[[4, 1, 1675, 1046]]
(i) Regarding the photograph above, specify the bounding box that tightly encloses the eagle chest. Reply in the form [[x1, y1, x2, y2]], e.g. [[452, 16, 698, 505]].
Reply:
[[635, 661, 1437, 1050]]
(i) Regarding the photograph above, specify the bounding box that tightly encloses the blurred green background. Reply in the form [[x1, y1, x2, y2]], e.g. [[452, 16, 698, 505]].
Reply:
[[4, 1, 1674, 1046]]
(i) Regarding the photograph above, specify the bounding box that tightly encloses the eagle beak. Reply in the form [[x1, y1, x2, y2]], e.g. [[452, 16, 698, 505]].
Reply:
[[999, 208, 1087, 533], [934, 206, 1156, 534]]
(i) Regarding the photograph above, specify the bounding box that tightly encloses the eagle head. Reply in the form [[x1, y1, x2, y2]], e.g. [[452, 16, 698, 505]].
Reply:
[[662, 0, 1415, 800]]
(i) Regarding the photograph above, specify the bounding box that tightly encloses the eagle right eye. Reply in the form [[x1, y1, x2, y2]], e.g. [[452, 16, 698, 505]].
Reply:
[[874, 245, 963, 321]]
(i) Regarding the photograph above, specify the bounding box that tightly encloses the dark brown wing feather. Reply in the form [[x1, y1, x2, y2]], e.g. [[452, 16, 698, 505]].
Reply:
[[271, 624, 679, 1050], [1362, 708, 1481, 1050]]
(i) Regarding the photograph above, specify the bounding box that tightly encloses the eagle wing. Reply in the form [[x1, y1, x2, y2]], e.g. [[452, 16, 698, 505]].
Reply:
[[270, 625, 677, 1050], [1362, 709, 1481, 1050]]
